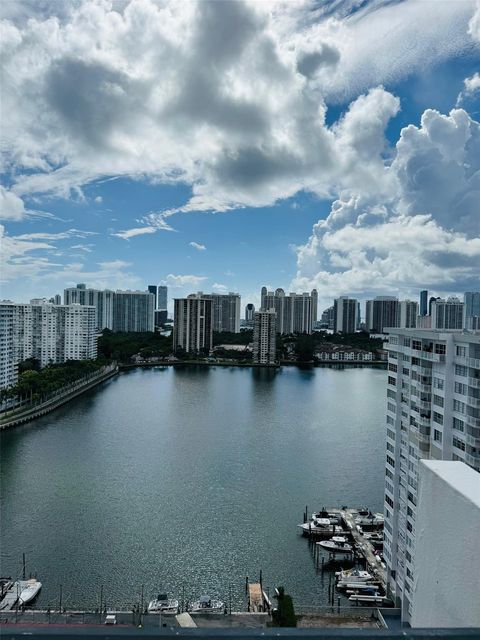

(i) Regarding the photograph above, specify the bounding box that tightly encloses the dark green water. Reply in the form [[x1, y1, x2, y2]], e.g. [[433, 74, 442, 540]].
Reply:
[[1, 365, 386, 610]]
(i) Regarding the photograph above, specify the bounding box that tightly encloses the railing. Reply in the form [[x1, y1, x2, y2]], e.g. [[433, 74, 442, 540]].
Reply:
[[466, 415, 480, 428], [468, 377, 480, 388]]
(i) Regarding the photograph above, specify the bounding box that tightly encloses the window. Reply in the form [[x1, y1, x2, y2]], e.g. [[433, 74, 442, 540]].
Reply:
[[386, 468, 393, 480], [453, 436, 466, 452], [389, 336, 398, 345], [456, 345, 467, 357], [433, 394, 444, 408], [434, 343, 446, 355], [455, 364, 467, 377], [387, 389, 396, 399], [388, 376, 396, 386], [387, 442, 395, 453], [454, 382, 467, 395], [412, 340, 422, 351], [386, 455, 395, 468], [453, 417, 464, 432], [387, 428, 395, 440], [385, 494, 394, 508], [433, 412, 443, 425], [453, 399, 466, 414], [403, 367, 410, 375], [402, 337, 411, 347], [387, 403, 396, 414], [387, 415, 395, 425], [434, 429, 443, 443], [388, 363, 398, 372], [433, 377, 444, 390]]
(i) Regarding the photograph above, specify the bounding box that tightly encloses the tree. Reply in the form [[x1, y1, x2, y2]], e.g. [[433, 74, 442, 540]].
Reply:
[[295, 335, 314, 362]]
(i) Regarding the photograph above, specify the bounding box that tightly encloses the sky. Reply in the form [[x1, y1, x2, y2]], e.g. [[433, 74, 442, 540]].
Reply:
[[1, 0, 479, 315]]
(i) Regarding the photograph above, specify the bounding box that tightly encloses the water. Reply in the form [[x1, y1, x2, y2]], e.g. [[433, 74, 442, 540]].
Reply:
[[1, 365, 387, 610]]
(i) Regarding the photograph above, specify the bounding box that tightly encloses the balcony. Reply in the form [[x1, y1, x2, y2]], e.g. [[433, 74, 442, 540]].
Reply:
[[466, 434, 480, 448], [466, 415, 480, 429], [467, 397, 480, 408], [420, 351, 445, 363], [468, 377, 480, 388]]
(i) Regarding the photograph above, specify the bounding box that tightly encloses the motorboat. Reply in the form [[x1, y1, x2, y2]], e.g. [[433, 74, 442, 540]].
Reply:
[[188, 596, 224, 614], [355, 513, 384, 527], [18, 579, 42, 605], [147, 593, 179, 614], [311, 510, 342, 525], [349, 594, 392, 605], [317, 536, 353, 554], [335, 569, 373, 583], [298, 518, 344, 535], [363, 532, 383, 542]]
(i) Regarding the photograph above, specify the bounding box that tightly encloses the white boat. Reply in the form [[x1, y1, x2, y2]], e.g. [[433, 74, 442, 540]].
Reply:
[[335, 569, 373, 583], [147, 593, 179, 614], [355, 513, 384, 527], [349, 594, 391, 605], [298, 518, 343, 534], [311, 511, 342, 525], [317, 536, 353, 554], [188, 596, 224, 614], [18, 579, 42, 605]]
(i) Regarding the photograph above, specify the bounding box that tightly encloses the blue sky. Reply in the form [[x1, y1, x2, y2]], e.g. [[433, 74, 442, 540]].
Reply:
[[1, 0, 479, 314]]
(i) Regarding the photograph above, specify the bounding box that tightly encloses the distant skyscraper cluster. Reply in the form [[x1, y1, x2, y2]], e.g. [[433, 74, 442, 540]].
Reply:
[[0, 300, 97, 390], [65, 284, 156, 332], [260, 287, 317, 335]]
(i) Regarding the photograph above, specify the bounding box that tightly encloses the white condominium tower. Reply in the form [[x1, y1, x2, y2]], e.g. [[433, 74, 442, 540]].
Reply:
[[112, 291, 155, 332], [64, 284, 114, 330], [384, 328, 480, 624], [199, 292, 241, 333], [0, 301, 97, 389], [333, 297, 358, 333], [431, 297, 465, 330], [260, 287, 317, 334], [173, 295, 213, 354], [253, 309, 277, 365]]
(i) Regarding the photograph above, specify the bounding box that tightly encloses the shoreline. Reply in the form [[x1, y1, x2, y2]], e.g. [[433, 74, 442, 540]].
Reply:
[[120, 360, 387, 369], [0, 365, 118, 430]]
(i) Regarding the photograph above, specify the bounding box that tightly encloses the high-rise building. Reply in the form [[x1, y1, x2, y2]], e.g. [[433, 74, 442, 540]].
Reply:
[[64, 284, 114, 330], [464, 292, 480, 330], [148, 285, 158, 309], [158, 286, 168, 311], [419, 290, 428, 317], [311, 289, 318, 324], [245, 303, 255, 325], [333, 297, 358, 333], [112, 291, 155, 332], [365, 296, 399, 333], [200, 293, 241, 333], [431, 297, 464, 330], [0, 303, 32, 390], [1, 301, 97, 388], [383, 328, 480, 623], [173, 295, 213, 354], [428, 296, 440, 316], [399, 300, 418, 328], [320, 306, 335, 329], [259, 287, 316, 334], [49, 294, 62, 305], [253, 309, 277, 365], [154, 310, 168, 327]]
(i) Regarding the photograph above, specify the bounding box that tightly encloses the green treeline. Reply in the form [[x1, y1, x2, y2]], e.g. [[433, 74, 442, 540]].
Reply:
[[1, 359, 103, 403]]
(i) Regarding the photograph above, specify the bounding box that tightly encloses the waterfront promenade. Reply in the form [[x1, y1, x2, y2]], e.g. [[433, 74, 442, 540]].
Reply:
[[0, 365, 118, 430]]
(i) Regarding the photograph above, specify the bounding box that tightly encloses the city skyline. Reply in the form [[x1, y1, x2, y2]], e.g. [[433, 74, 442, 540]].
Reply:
[[1, 1, 479, 312]]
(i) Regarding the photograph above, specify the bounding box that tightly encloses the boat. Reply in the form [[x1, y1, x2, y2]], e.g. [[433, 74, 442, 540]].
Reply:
[[335, 569, 373, 583], [355, 513, 384, 528], [188, 596, 224, 614], [317, 536, 353, 554], [18, 579, 42, 605], [147, 593, 179, 614], [311, 510, 342, 525], [337, 581, 381, 590], [349, 594, 392, 605], [298, 518, 344, 535]]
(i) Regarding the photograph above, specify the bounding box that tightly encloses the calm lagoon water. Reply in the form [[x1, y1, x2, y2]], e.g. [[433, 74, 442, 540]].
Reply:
[[1, 365, 386, 610]]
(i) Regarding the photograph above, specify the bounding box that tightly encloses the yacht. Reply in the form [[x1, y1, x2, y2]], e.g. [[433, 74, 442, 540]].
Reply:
[[317, 536, 353, 554], [18, 579, 42, 605], [355, 512, 384, 527], [188, 596, 224, 614], [298, 518, 344, 535], [147, 593, 179, 614], [335, 569, 373, 583]]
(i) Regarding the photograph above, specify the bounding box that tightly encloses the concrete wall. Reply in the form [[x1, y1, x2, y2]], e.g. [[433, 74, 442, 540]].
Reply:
[[411, 460, 480, 628]]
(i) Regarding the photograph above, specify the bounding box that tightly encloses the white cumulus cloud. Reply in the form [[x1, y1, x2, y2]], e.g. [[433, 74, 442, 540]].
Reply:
[[189, 241, 206, 251]]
